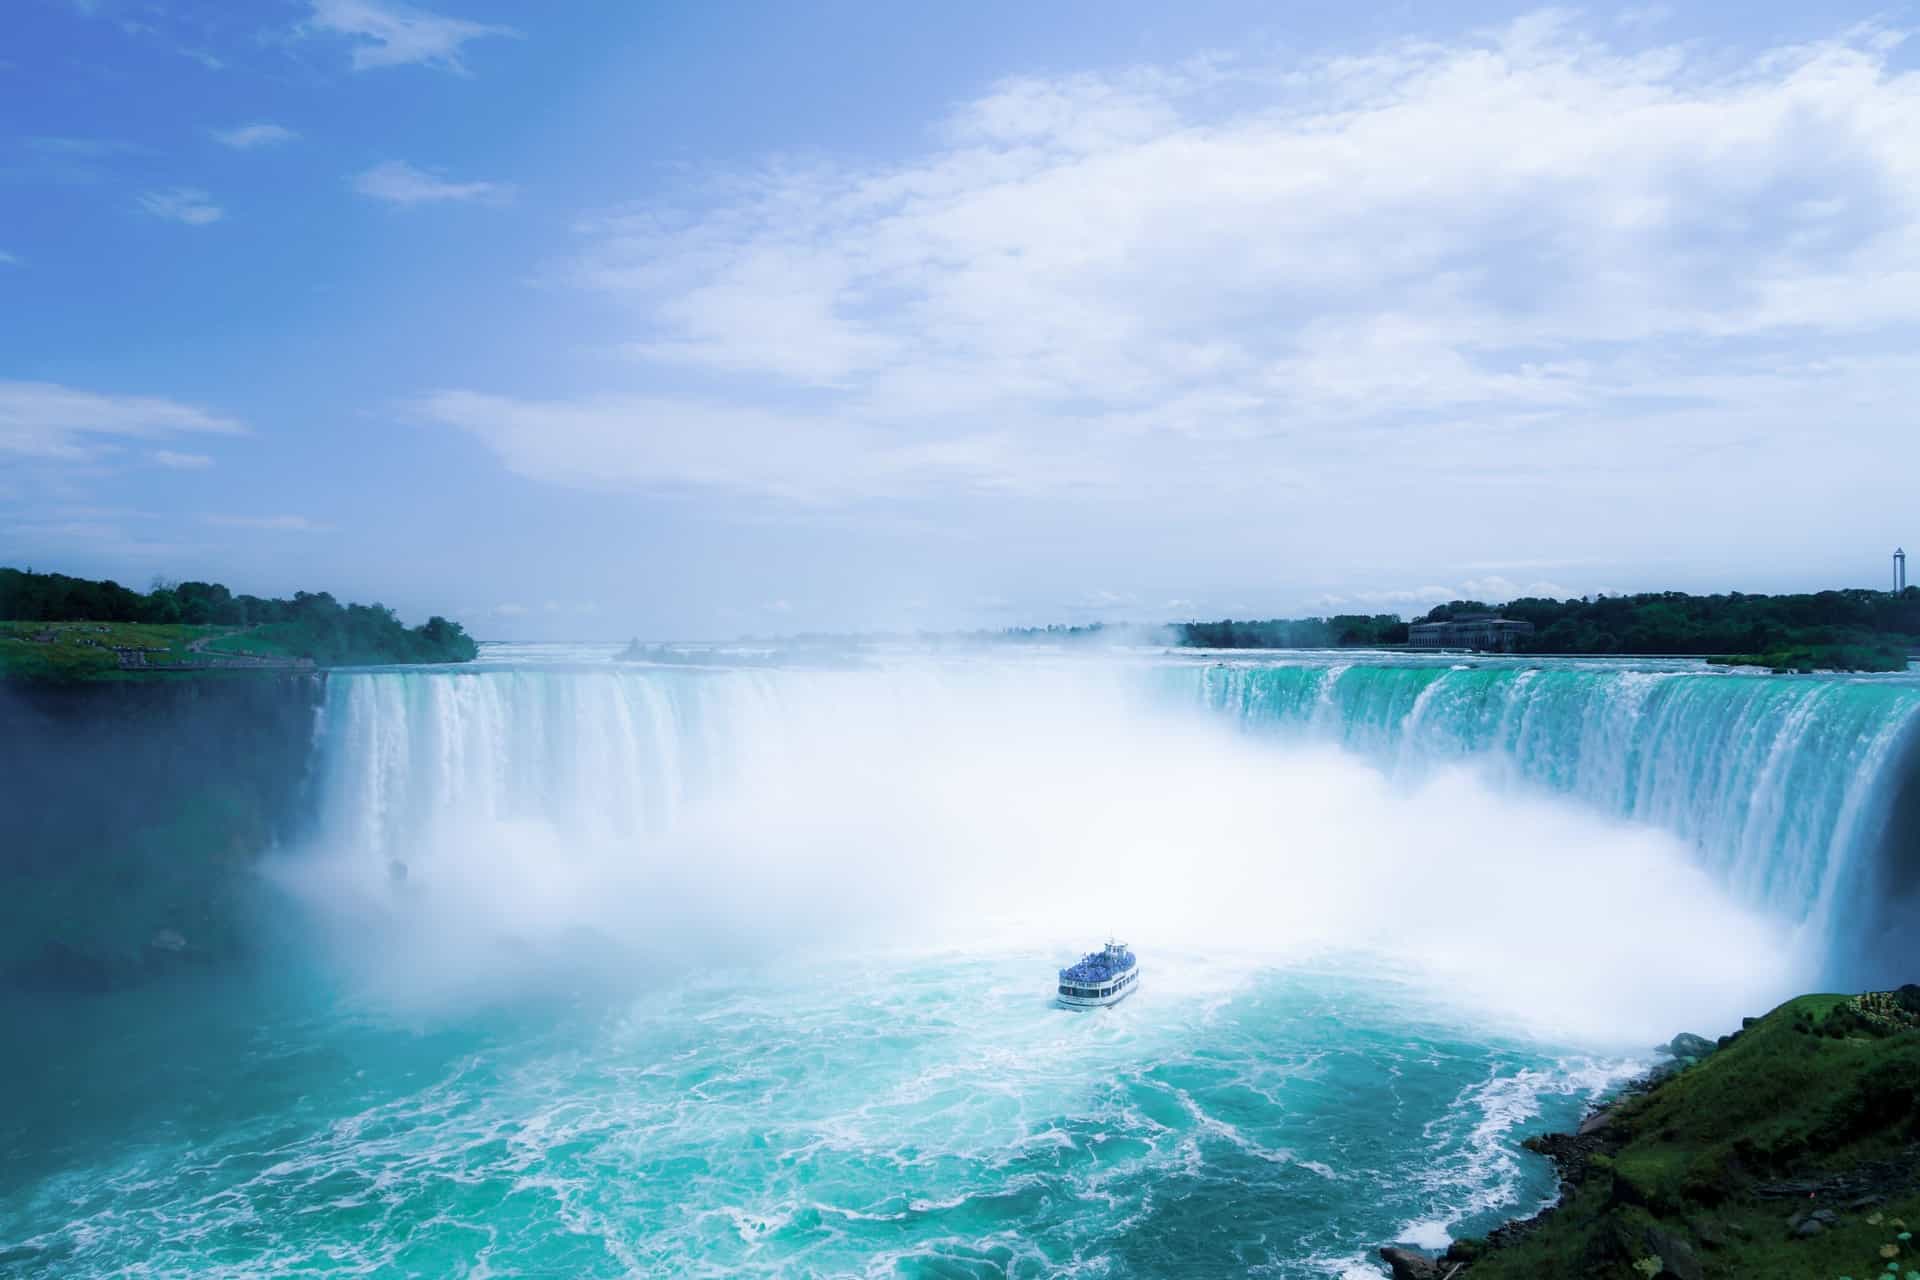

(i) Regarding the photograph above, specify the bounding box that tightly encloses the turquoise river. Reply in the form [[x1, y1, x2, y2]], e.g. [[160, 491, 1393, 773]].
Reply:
[[2, 646, 1917, 1277]]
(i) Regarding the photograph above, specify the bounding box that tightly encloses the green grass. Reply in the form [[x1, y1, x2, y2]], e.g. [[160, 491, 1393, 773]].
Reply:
[[197, 628, 303, 659], [1464, 992, 1920, 1279], [0, 620, 227, 680], [3, 612, 475, 680], [1708, 645, 1911, 673]]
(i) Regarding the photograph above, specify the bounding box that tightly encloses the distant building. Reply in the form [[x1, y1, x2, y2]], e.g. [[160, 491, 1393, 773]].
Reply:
[[1898, 547, 1908, 593], [1407, 613, 1536, 652]]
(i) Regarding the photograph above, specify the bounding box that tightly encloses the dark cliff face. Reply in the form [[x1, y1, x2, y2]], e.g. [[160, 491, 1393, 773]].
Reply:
[[1846, 721, 1920, 992], [0, 676, 324, 991]]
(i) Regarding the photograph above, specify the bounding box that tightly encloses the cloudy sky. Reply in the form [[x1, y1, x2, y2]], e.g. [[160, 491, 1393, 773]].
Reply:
[[4, 1, 1917, 638]]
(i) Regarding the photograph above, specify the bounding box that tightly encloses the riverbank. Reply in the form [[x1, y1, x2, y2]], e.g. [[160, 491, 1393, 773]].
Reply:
[[1380, 989, 1920, 1280], [0, 569, 480, 679], [0, 620, 319, 680]]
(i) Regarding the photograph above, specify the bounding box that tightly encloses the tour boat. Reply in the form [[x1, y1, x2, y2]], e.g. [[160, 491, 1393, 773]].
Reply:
[[1056, 940, 1140, 1008]]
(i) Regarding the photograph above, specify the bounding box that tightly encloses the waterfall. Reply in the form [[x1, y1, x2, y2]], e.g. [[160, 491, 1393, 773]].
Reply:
[[308, 656, 1920, 990], [1169, 660, 1920, 982]]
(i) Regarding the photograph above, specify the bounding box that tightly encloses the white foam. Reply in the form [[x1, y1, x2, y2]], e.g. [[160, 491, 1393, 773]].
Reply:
[[283, 658, 1808, 1046]]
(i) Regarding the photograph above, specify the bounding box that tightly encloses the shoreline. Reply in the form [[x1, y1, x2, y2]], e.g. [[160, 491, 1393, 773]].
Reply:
[[1378, 989, 1920, 1279]]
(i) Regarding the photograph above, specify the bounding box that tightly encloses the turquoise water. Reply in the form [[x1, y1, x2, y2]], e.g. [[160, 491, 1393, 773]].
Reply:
[[1169, 655, 1920, 932], [0, 956, 1632, 1278], [4, 648, 1916, 1277]]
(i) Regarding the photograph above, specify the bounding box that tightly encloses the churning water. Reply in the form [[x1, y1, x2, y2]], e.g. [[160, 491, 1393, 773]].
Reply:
[[3, 647, 1917, 1277]]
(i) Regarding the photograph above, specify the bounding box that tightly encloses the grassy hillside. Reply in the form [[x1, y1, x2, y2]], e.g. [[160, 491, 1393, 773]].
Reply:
[[0, 621, 236, 681], [1422, 990, 1920, 1280], [1, 567, 478, 679]]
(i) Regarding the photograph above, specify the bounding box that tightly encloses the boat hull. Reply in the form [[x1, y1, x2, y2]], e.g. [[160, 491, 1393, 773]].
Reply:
[[1056, 965, 1140, 1008]]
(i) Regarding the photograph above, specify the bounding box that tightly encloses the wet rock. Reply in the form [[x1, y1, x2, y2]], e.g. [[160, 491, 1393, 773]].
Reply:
[[1662, 1032, 1717, 1060], [1787, 1208, 1831, 1237], [1378, 1246, 1442, 1280], [1578, 1105, 1618, 1137], [1641, 1226, 1705, 1280], [1644, 1057, 1681, 1083]]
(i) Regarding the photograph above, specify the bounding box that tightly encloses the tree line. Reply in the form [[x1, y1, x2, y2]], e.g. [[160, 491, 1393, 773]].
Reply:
[[1173, 615, 1410, 649], [1420, 588, 1920, 662], [1160, 588, 1919, 670], [0, 567, 478, 666]]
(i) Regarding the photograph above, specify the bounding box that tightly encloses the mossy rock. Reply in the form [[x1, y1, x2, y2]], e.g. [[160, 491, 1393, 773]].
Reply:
[[1459, 992, 1920, 1280]]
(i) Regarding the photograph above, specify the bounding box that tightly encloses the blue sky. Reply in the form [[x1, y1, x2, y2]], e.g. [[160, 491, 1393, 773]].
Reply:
[[3, 1, 1918, 639]]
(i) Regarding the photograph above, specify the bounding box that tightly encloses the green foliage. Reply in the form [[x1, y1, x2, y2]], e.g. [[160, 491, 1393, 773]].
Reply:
[[205, 592, 477, 667], [1708, 645, 1910, 674], [1169, 587, 1920, 664], [1468, 991, 1920, 1280], [1427, 587, 1920, 664], [0, 620, 211, 680], [0, 568, 476, 675], [1174, 614, 1411, 649]]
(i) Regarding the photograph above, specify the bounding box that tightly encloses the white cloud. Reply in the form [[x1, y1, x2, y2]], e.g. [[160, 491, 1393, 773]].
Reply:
[[150, 449, 214, 470], [213, 123, 298, 150], [446, 16, 1920, 531], [352, 160, 507, 206], [492, 602, 528, 616], [0, 380, 244, 460], [307, 0, 518, 74], [413, 390, 1031, 502], [0, 251, 18, 267], [138, 187, 223, 225], [203, 514, 331, 532]]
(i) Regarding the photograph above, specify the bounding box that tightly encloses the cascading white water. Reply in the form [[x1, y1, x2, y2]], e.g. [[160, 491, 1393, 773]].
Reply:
[[289, 650, 1920, 1041], [36, 650, 1913, 1275], [1171, 658, 1920, 975]]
